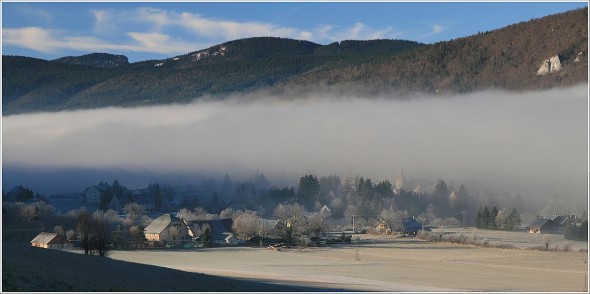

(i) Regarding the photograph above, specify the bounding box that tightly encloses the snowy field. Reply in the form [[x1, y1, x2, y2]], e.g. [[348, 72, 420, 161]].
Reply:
[[430, 227, 589, 251], [109, 235, 588, 292]]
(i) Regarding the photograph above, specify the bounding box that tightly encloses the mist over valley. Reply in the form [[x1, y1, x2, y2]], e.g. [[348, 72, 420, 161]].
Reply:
[[3, 85, 587, 215], [2, 4, 588, 236]]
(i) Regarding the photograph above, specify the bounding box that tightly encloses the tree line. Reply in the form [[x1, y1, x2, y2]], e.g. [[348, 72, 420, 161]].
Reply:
[[475, 206, 522, 231]]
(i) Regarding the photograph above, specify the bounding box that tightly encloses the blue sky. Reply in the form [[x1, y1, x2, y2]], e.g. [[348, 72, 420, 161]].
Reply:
[[2, 1, 587, 62]]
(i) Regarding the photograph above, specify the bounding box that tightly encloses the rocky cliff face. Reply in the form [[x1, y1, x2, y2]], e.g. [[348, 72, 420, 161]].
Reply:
[[536, 55, 563, 76]]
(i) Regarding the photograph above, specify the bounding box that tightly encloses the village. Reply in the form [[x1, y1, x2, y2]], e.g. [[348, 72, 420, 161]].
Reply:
[[4, 171, 587, 253], [2, 172, 588, 292]]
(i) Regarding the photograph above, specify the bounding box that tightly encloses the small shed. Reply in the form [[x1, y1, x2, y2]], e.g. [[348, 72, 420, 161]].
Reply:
[[374, 221, 392, 234], [31, 232, 72, 249]]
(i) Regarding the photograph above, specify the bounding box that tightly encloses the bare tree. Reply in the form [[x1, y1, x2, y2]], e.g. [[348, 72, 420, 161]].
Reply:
[[543, 234, 552, 251], [273, 203, 306, 244], [76, 209, 113, 256], [92, 211, 113, 257], [77, 209, 94, 255], [306, 210, 330, 245], [339, 174, 356, 196]]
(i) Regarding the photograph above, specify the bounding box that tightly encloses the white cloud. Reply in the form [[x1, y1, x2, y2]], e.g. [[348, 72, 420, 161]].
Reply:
[[432, 24, 444, 34], [307, 22, 400, 42], [97, 7, 403, 44], [135, 7, 170, 30], [91, 9, 118, 35], [176, 11, 299, 40], [3, 27, 61, 54], [21, 4, 55, 24], [349, 22, 366, 39], [3, 26, 208, 56], [126, 32, 204, 55], [417, 24, 446, 41], [4, 7, 405, 58]]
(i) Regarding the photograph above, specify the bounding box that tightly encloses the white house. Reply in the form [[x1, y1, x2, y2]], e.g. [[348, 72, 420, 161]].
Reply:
[[144, 214, 192, 244]]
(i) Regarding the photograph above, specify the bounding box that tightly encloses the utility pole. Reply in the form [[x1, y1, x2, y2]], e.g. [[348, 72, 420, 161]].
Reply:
[[584, 259, 587, 292], [354, 236, 360, 261], [461, 211, 467, 227]]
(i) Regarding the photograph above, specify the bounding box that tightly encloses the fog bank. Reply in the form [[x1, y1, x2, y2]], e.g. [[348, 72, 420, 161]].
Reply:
[[2, 85, 587, 208]]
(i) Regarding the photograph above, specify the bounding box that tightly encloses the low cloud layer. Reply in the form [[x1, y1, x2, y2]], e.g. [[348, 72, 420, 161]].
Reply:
[[3, 85, 588, 208]]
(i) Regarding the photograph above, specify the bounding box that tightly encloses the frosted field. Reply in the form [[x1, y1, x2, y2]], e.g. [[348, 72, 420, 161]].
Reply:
[[430, 227, 589, 251], [109, 236, 588, 292]]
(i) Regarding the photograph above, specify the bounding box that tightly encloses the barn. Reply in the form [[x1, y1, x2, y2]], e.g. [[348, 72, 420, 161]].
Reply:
[[31, 232, 72, 250]]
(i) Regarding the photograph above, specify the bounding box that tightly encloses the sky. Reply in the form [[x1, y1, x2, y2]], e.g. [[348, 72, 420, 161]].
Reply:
[[2, 1, 588, 62]]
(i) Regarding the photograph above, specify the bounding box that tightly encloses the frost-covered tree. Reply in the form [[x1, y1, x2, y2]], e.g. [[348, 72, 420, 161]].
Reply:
[[233, 211, 261, 241], [177, 207, 216, 222], [379, 207, 407, 235], [273, 203, 306, 244], [53, 225, 65, 239], [124, 203, 145, 222]]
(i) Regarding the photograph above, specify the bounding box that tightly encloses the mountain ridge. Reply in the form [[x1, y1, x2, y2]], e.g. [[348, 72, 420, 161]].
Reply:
[[2, 7, 587, 115], [53, 53, 129, 68]]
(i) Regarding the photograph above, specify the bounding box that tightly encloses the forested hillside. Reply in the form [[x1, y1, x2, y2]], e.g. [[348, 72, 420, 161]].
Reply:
[[278, 7, 588, 94], [2, 7, 587, 115], [3, 38, 423, 114]]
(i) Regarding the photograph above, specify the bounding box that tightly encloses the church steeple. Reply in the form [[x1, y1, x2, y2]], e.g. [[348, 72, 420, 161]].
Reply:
[[395, 169, 406, 191]]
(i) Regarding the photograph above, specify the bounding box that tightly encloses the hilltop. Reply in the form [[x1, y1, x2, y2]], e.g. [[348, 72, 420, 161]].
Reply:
[[2, 7, 587, 115], [53, 53, 129, 68]]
